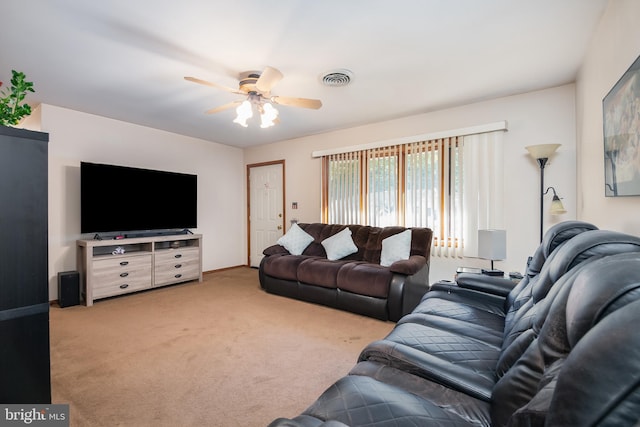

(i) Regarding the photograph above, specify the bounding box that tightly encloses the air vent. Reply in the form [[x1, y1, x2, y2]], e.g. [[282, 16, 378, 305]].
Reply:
[[320, 69, 353, 87]]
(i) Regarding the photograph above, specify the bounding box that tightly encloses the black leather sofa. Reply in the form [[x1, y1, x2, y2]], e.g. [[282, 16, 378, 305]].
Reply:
[[268, 223, 640, 427]]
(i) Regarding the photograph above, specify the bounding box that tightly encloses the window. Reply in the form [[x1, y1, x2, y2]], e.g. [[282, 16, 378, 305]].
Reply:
[[322, 137, 464, 256], [405, 138, 463, 256], [318, 125, 506, 258], [366, 146, 400, 226], [324, 151, 362, 225]]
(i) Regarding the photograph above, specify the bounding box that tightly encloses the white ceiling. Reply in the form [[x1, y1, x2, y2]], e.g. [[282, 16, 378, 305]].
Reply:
[[2, 0, 608, 148]]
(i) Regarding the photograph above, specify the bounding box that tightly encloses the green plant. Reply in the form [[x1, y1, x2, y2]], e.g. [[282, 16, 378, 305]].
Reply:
[[0, 70, 35, 126]]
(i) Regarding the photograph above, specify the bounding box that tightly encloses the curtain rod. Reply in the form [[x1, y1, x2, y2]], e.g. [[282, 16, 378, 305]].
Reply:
[[311, 120, 508, 158]]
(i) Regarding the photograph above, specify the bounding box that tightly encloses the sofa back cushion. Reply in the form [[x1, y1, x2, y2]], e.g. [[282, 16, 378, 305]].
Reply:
[[491, 252, 640, 426], [297, 223, 432, 265]]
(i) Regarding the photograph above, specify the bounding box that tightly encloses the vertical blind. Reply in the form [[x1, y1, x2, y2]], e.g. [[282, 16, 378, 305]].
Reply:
[[324, 151, 363, 225], [321, 130, 504, 258], [405, 137, 463, 257], [462, 131, 505, 257], [366, 145, 400, 227]]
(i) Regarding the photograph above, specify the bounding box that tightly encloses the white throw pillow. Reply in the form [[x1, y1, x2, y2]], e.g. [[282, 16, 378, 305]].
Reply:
[[321, 227, 358, 260], [277, 223, 314, 255], [380, 229, 412, 267]]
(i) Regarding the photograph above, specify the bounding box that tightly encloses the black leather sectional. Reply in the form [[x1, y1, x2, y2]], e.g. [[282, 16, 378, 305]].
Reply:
[[268, 221, 640, 426]]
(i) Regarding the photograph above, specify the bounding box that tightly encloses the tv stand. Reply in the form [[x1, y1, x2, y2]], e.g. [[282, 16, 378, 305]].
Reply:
[[77, 234, 202, 306]]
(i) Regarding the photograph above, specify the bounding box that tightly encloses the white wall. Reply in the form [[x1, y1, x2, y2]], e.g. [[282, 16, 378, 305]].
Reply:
[[244, 85, 577, 282], [576, 0, 640, 235], [29, 104, 246, 300]]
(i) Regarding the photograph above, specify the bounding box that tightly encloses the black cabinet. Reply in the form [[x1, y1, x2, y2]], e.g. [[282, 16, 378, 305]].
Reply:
[[0, 125, 50, 403]]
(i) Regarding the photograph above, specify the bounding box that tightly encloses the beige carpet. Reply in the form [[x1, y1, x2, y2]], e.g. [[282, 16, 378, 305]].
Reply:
[[50, 267, 394, 426]]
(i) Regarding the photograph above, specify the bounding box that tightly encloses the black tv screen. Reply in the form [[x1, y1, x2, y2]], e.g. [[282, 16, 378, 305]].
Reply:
[[81, 162, 197, 234]]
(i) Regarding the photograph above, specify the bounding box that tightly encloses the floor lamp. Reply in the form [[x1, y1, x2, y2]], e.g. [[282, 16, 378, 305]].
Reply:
[[525, 144, 561, 242]]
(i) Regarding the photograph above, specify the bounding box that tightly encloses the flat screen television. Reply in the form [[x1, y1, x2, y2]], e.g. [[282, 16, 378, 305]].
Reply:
[[81, 162, 197, 234]]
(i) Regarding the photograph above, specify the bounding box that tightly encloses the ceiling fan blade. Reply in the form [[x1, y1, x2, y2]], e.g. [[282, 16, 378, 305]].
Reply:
[[184, 76, 244, 95], [204, 101, 242, 114], [256, 67, 284, 93], [271, 96, 322, 110]]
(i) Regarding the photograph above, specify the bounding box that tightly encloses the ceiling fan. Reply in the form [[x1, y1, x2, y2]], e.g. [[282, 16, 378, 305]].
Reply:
[[184, 66, 322, 128]]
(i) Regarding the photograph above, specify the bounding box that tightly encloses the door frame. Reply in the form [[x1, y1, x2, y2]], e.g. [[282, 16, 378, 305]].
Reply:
[[246, 160, 286, 266]]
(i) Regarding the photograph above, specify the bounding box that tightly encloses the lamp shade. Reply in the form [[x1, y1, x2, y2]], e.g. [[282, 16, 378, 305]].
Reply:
[[233, 100, 253, 127], [525, 144, 561, 160], [478, 229, 506, 261], [550, 195, 567, 214], [260, 102, 279, 128]]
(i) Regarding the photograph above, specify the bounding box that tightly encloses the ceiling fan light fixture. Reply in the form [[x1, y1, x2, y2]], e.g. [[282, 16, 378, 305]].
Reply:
[[260, 102, 279, 128], [233, 100, 253, 127], [186, 66, 322, 128]]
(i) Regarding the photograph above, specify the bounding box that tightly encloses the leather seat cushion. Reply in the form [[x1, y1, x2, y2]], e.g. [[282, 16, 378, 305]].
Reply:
[[337, 262, 392, 298], [368, 321, 501, 382], [297, 258, 353, 289], [299, 375, 474, 426], [261, 254, 316, 281], [411, 292, 506, 333]]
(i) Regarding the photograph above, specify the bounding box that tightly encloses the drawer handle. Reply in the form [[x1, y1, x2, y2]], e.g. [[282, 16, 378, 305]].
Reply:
[[175, 264, 182, 269], [120, 261, 129, 266], [174, 274, 182, 279], [119, 284, 129, 289], [174, 254, 182, 259], [120, 272, 129, 277]]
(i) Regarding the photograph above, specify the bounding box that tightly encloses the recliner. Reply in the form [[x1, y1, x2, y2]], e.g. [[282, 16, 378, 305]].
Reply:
[[419, 220, 599, 329], [448, 220, 598, 298], [268, 251, 640, 427], [267, 223, 640, 427], [356, 230, 640, 401]]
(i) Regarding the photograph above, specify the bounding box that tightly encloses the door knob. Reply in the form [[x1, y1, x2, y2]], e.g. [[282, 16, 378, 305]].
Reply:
[[277, 225, 283, 230]]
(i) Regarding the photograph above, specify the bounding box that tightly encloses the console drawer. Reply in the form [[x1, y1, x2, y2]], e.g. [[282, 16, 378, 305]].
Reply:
[[92, 254, 152, 298], [154, 247, 200, 286]]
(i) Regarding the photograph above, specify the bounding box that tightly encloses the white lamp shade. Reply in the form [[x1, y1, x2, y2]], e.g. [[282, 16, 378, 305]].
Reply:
[[550, 196, 567, 214], [478, 229, 507, 261], [233, 100, 253, 127], [260, 102, 279, 128], [525, 144, 561, 160]]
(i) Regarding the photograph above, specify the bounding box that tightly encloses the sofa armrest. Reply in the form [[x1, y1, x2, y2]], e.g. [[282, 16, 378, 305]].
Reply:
[[389, 255, 426, 275], [263, 245, 290, 256], [387, 261, 431, 321], [401, 263, 431, 317], [456, 273, 517, 297]]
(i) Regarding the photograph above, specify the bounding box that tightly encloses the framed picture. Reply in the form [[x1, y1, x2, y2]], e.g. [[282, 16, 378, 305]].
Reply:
[[603, 54, 640, 196]]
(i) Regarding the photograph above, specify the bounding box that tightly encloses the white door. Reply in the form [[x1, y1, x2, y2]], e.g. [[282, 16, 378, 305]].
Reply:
[[249, 163, 284, 267]]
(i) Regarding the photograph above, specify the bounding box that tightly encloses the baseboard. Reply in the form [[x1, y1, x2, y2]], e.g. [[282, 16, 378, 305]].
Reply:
[[203, 265, 250, 275]]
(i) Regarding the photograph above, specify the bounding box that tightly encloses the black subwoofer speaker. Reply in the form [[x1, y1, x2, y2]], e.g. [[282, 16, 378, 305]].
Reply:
[[58, 271, 80, 308]]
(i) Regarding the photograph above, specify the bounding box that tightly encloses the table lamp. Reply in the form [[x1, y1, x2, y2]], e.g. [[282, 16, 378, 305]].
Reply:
[[478, 229, 506, 276]]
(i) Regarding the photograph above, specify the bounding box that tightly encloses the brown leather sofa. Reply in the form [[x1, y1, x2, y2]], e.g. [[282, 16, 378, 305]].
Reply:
[[258, 223, 432, 322]]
